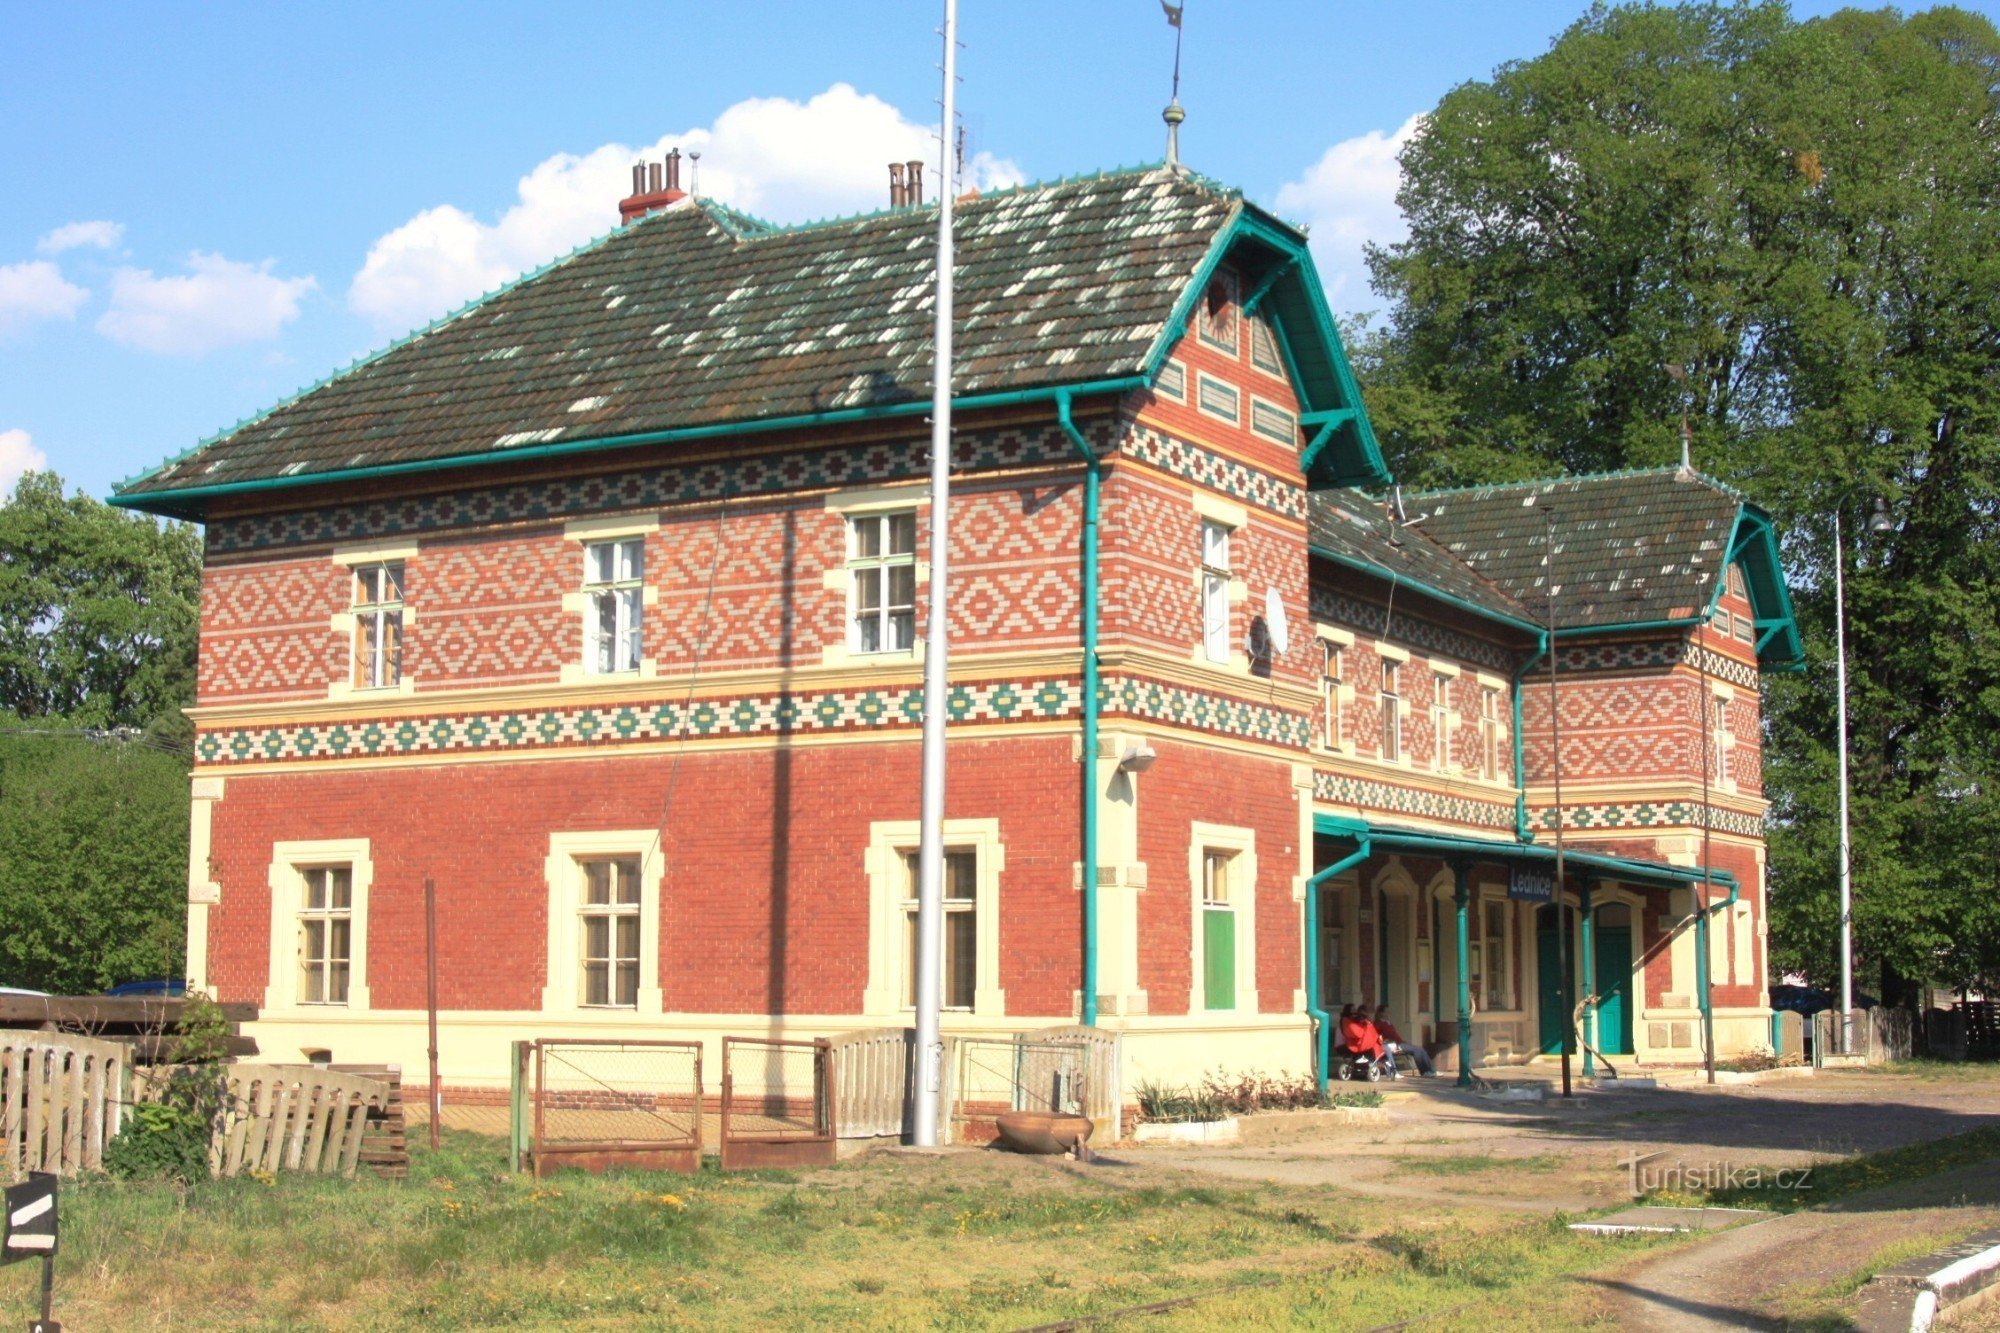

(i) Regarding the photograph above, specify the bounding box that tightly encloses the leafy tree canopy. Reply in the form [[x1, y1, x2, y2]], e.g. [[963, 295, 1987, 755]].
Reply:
[[0, 470, 201, 733], [1359, 3, 2000, 995]]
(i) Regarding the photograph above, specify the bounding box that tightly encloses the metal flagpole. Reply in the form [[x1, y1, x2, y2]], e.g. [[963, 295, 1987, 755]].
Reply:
[[1834, 509, 1854, 1055], [910, 0, 958, 1149], [1545, 505, 1573, 1099]]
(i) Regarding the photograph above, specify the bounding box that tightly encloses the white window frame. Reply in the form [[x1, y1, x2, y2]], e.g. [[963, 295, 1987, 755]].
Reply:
[[864, 819, 1005, 1018], [1431, 673, 1453, 771], [296, 865, 354, 1006], [542, 830, 665, 1016], [560, 514, 659, 683], [898, 847, 982, 1012], [1188, 823, 1258, 1015], [846, 509, 919, 657], [1322, 641, 1345, 751], [1249, 396, 1298, 446], [1379, 658, 1404, 764], [351, 561, 405, 691], [1155, 359, 1187, 401], [577, 856, 644, 1008], [265, 838, 372, 1014], [1478, 891, 1517, 1011], [583, 537, 645, 676], [1709, 687, 1737, 792], [1200, 519, 1233, 664], [1480, 686, 1504, 781]]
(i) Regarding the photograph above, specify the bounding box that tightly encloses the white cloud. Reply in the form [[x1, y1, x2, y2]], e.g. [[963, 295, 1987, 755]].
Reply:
[[0, 261, 88, 336], [97, 253, 316, 356], [349, 82, 1025, 335], [37, 220, 125, 254], [0, 429, 48, 495], [1274, 114, 1423, 313]]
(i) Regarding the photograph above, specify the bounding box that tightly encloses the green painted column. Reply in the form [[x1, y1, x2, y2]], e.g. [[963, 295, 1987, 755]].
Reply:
[[1454, 861, 1474, 1088], [1580, 879, 1596, 1079]]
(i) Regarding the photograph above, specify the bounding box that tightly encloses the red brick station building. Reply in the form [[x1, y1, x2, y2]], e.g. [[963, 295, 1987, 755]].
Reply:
[[112, 164, 1798, 1095]]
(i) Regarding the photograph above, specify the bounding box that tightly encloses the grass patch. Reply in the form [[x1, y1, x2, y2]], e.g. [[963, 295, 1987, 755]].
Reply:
[[0, 1130, 1432, 1329], [1759, 1222, 1990, 1329], [1655, 1125, 2000, 1212], [1394, 1153, 1567, 1177]]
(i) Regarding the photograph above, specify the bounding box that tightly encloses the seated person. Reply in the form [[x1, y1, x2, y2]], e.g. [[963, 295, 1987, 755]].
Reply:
[[1375, 1004, 1435, 1076], [1338, 1002, 1385, 1062]]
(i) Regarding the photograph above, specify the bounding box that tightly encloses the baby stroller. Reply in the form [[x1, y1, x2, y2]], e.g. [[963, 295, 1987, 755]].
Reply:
[[1331, 1005, 1401, 1081]]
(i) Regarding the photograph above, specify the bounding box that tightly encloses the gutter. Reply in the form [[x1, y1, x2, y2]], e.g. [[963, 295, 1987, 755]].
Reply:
[[1308, 544, 1545, 637], [109, 374, 1153, 519], [1055, 389, 1103, 1027], [1693, 869, 1740, 1079], [1304, 834, 1372, 1098]]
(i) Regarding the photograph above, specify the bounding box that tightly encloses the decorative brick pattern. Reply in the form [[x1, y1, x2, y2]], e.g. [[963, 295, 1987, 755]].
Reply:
[[192, 672, 1311, 768], [1117, 422, 1307, 522], [1313, 771, 1516, 830], [204, 420, 1100, 556], [1543, 801, 1763, 837], [1310, 589, 1516, 673]]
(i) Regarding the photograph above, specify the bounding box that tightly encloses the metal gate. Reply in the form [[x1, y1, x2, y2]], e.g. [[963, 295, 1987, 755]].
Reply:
[[719, 1036, 835, 1170], [942, 1026, 1120, 1145], [528, 1039, 702, 1176]]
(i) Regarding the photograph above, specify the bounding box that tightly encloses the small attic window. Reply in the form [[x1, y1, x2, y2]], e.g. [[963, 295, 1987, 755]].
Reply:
[[1198, 270, 1238, 354]]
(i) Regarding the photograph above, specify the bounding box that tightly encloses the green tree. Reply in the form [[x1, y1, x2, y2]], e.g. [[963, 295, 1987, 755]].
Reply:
[[1363, 3, 2000, 996], [0, 732, 189, 992], [0, 470, 202, 732]]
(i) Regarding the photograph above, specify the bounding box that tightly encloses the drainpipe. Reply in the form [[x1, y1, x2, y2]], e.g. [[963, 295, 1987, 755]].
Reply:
[[1693, 869, 1739, 1075], [1304, 835, 1372, 1098], [1056, 391, 1101, 1026], [1512, 631, 1550, 841], [1580, 878, 1596, 1079], [1453, 861, 1475, 1087]]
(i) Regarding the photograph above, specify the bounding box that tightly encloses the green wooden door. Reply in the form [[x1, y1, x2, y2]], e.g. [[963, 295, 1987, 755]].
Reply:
[[1204, 908, 1235, 1010], [1537, 922, 1564, 1053], [1593, 927, 1634, 1056]]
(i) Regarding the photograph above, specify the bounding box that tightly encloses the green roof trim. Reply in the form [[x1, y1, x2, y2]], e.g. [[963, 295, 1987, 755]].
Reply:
[[1314, 815, 1739, 891], [1709, 502, 1805, 672]]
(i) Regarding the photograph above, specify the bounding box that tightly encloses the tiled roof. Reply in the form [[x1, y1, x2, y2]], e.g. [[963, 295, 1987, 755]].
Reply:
[[117, 167, 1240, 500], [1411, 468, 1744, 629], [1306, 490, 1534, 627]]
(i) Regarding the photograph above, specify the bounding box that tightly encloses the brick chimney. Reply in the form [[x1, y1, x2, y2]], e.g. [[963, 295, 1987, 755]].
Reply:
[[619, 150, 686, 225]]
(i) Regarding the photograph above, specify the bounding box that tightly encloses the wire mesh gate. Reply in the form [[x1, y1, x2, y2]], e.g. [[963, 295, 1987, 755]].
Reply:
[[528, 1039, 702, 1176], [719, 1036, 836, 1170], [942, 1027, 1120, 1146]]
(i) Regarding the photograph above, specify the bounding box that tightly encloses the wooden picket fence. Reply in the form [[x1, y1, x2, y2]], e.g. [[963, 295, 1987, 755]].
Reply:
[[138, 1063, 390, 1179], [829, 1027, 915, 1139], [1, 1033, 127, 1180]]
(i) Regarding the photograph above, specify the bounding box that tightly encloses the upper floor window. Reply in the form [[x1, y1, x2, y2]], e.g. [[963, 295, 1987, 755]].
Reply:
[[901, 848, 979, 1010], [1198, 271, 1238, 353], [351, 562, 404, 691], [1380, 659, 1402, 763], [585, 538, 644, 674], [1200, 520, 1232, 663], [1710, 697, 1734, 789], [849, 512, 917, 654], [1727, 564, 1747, 599], [298, 866, 353, 1006], [1431, 674, 1452, 770], [579, 857, 642, 1008], [1480, 686, 1503, 781], [1321, 642, 1344, 750], [1196, 373, 1241, 425]]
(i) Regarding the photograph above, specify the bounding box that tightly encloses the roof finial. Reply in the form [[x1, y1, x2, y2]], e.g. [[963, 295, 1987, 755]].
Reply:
[[1161, 1, 1186, 171]]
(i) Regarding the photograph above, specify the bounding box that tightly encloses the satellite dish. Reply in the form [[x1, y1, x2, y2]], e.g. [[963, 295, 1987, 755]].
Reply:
[[1264, 586, 1290, 656]]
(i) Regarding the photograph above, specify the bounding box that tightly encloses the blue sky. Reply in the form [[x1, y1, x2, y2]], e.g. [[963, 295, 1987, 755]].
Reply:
[[3, 0, 1976, 503]]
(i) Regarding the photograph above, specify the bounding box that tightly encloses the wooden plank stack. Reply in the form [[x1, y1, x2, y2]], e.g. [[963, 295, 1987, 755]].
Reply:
[[0, 997, 259, 1063]]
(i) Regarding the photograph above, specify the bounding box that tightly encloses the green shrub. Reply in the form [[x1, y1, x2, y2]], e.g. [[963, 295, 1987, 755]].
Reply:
[[102, 1100, 211, 1182]]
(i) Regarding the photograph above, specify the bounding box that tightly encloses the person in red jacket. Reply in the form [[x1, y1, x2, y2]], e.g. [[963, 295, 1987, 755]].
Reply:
[[1339, 1003, 1385, 1062], [1376, 1004, 1435, 1076]]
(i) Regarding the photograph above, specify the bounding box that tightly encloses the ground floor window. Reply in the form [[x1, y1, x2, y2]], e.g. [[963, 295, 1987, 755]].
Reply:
[[1201, 850, 1238, 1011], [901, 849, 978, 1010], [579, 857, 642, 1008], [1188, 823, 1258, 1015], [865, 819, 1005, 1018], [297, 866, 352, 1005], [541, 832, 664, 1015], [1473, 895, 1516, 1010], [266, 838, 373, 1013]]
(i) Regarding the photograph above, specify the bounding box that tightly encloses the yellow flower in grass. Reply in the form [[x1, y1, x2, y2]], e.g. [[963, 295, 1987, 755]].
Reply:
[[654, 1193, 686, 1210]]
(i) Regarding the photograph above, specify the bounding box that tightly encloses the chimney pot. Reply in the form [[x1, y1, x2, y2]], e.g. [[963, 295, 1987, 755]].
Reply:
[[648, 162, 663, 193], [888, 162, 906, 209], [618, 157, 689, 225], [632, 163, 647, 195], [905, 162, 925, 206]]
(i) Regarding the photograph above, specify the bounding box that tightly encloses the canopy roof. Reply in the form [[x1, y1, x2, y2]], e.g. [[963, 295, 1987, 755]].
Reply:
[[1314, 814, 1738, 891]]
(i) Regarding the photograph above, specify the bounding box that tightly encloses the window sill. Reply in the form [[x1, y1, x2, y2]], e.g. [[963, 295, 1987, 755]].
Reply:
[[823, 641, 924, 668]]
